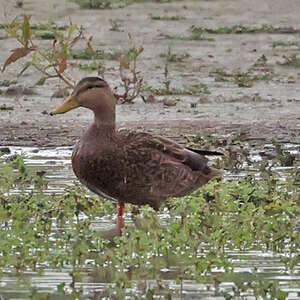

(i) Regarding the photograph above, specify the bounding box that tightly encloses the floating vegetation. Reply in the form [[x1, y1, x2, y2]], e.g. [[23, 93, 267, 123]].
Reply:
[[0, 150, 299, 298]]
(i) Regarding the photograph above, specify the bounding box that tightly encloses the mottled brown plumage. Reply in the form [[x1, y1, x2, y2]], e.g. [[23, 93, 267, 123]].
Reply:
[[51, 77, 223, 211]]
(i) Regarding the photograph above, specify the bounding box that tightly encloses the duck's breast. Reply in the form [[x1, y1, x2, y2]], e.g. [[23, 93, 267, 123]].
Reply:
[[72, 141, 123, 199]]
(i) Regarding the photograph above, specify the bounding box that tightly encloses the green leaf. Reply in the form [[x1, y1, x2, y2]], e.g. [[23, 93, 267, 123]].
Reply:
[[22, 15, 31, 48], [19, 61, 32, 75], [35, 77, 47, 86]]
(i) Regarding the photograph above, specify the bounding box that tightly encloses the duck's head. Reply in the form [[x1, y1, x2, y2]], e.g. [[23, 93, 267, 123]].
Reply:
[[50, 77, 116, 117]]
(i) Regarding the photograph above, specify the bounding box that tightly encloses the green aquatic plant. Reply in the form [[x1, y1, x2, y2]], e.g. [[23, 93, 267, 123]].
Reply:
[[0, 154, 299, 298], [191, 24, 300, 35]]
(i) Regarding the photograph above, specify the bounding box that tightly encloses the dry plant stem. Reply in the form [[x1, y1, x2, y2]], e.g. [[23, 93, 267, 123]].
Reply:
[[32, 50, 74, 88], [114, 39, 144, 103], [2, 16, 81, 88], [116, 65, 143, 103], [3, 15, 146, 102], [53, 66, 74, 88]]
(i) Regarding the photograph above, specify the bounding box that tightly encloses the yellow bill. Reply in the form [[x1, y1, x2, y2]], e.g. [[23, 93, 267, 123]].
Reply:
[[50, 95, 80, 115]]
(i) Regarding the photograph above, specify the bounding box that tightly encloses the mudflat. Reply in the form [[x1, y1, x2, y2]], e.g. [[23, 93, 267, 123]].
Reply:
[[0, 0, 299, 147]]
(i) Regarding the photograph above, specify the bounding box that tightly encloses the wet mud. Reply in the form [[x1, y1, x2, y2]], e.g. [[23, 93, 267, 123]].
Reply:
[[0, 0, 300, 147]]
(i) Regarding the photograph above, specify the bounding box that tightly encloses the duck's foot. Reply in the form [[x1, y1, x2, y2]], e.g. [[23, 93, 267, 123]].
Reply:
[[117, 203, 125, 235]]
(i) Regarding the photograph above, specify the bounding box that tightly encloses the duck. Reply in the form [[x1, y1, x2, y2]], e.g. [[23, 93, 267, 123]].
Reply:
[[51, 77, 223, 230]]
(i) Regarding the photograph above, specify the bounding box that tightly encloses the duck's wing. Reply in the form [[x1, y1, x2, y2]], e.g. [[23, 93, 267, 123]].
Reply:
[[117, 130, 222, 204], [131, 132, 222, 170], [119, 129, 222, 172]]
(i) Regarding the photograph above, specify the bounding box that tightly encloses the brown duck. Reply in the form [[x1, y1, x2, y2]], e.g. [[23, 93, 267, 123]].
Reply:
[[51, 77, 223, 229]]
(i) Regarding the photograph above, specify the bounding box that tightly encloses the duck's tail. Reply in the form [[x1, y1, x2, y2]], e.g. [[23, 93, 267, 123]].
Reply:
[[208, 167, 224, 179], [186, 147, 224, 156]]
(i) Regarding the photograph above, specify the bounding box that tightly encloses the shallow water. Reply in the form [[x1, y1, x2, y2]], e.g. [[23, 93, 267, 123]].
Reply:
[[1, 250, 300, 299], [4, 143, 299, 191], [5, 146, 76, 193], [0, 146, 299, 299]]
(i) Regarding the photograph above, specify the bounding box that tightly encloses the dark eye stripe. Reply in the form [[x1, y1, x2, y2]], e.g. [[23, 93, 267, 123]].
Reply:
[[76, 82, 106, 95], [86, 84, 105, 90]]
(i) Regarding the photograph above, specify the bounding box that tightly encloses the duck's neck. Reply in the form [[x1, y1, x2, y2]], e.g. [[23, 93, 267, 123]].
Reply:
[[93, 107, 116, 134]]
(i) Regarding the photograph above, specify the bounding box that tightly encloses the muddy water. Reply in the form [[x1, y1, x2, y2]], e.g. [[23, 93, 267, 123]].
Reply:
[[1, 146, 299, 299]]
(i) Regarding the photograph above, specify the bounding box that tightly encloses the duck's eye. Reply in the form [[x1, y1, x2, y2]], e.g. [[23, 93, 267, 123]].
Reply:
[[95, 84, 105, 88], [86, 84, 105, 90]]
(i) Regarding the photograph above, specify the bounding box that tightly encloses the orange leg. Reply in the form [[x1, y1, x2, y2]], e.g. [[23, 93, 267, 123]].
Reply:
[[117, 202, 125, 233]]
